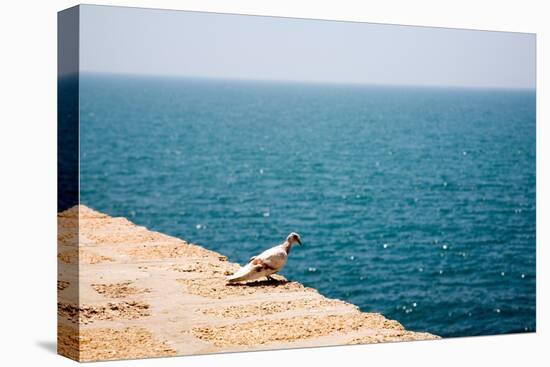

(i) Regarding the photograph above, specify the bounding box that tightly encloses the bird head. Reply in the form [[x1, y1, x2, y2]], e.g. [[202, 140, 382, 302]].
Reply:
[[287, 232, 302, 246]]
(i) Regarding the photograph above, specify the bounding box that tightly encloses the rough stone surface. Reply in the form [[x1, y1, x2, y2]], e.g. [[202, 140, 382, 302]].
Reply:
[[58, 205, 439, 362]]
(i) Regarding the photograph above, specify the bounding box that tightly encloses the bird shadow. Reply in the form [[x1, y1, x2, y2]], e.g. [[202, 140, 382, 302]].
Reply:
[[226, 278, 290, 287]]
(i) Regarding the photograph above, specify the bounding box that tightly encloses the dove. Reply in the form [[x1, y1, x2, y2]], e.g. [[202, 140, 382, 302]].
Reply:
[[226, 232, 302, 283]]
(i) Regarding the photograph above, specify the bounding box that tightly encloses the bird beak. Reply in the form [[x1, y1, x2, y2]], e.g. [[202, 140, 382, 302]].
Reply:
[[297, 238, 302, 245]]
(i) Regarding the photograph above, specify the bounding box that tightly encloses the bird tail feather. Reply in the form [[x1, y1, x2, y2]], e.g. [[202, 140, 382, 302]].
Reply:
[[226, 264, 259, 283], [226, 274, 248, 282]]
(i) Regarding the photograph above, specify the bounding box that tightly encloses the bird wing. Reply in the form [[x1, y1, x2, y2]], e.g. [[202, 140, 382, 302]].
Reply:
[[255, 245, 287, 270]]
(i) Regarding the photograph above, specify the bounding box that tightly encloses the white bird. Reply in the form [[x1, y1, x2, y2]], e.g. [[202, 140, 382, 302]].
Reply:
[[226, 232, 302, 283]]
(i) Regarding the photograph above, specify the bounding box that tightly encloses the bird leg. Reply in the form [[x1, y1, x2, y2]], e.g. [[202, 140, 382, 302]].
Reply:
[[266, 275, 275, 282]]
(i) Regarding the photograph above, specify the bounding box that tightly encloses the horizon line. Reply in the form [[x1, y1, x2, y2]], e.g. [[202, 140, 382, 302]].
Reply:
[[73, 70, 536, 92]]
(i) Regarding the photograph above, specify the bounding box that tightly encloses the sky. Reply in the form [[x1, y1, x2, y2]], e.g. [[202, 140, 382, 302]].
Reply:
[[79, 5, 536, 89]]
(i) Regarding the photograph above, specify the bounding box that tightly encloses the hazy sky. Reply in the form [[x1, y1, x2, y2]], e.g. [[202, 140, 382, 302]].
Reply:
[[79, 5, 536, 89]]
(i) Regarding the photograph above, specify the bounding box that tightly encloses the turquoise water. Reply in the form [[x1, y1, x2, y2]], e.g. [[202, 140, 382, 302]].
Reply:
[[79, 73, 536, 337]]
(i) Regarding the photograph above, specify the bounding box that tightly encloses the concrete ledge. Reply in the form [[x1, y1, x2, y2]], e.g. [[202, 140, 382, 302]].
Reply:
[[57, 205, 439, 362]]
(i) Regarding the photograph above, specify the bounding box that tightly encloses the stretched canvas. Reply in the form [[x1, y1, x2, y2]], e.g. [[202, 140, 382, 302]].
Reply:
[[57, 4, 536, 362]]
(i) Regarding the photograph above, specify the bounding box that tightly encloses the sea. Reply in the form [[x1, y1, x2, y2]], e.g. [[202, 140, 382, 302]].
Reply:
[[78, 73, 536, 337]]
